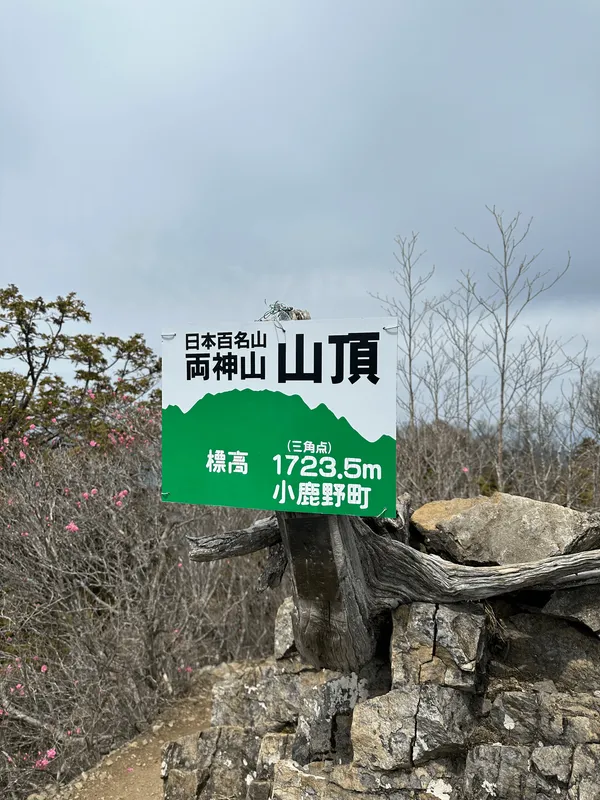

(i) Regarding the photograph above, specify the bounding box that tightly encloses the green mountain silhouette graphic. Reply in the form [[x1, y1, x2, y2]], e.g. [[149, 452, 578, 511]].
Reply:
[[162, 389, 396, 517]]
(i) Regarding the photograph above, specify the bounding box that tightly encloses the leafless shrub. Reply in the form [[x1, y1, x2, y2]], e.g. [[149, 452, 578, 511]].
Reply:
[[0, 406, 283, 798]]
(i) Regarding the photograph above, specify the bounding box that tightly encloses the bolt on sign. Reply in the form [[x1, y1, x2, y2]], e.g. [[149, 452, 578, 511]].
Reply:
[[161, 318, 398, 517]]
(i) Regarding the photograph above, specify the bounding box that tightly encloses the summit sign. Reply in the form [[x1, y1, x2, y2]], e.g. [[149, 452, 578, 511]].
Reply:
[[161, 318, 398, 517]]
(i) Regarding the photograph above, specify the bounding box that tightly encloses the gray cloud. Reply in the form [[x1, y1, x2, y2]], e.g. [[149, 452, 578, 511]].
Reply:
[[1, 0, 598, 358]]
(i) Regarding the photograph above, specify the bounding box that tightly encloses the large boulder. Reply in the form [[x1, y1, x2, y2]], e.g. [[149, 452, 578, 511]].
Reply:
[[411, 493, 600, 565]]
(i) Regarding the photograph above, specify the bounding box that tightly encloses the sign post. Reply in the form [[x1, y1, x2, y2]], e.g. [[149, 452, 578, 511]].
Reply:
[[161, 318, 398, 518]]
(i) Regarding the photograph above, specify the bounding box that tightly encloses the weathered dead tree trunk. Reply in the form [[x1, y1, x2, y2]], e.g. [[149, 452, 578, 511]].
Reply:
[[189, 506, 600, 673]]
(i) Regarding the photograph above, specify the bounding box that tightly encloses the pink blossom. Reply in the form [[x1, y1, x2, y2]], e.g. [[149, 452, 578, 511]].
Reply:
[[89, 440, 97, 447], [462, 467, 469, 473], [41, 664, 48, 673], [87, 391, 96, 399], [65, 522, 79, 533], [3, 438, 8, 444], [29, 424, 35, 430], [91, 488, 98, 496], [115, 500, 123, 508], [21, 532, 28, 537], [82, 492, 89, 500], [51, 418, 57, 424], [19, 451, 26, 460], [35, 481, 40, 487], [46, 748, 56, 759]]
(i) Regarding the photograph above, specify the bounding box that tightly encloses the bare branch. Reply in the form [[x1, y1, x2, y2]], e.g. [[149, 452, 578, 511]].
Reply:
[[187, 515, 280, 561]]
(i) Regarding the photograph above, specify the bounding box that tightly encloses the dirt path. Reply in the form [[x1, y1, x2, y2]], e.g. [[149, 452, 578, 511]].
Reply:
[[53, 672, 213, 800]]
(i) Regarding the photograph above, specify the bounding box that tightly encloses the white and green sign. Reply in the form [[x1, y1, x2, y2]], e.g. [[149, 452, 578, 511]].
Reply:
[[161, 318, 398, 517]]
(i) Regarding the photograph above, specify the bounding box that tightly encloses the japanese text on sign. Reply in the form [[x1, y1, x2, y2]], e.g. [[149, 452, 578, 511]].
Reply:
[[184, 331, 380, 384]]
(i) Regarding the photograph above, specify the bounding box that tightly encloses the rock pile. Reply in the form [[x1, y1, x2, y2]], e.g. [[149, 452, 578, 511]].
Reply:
[[161, 493, 600, 799]]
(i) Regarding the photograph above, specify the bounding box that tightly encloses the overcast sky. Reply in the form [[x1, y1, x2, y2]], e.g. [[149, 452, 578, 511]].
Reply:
[[1, 0, 599, 362]]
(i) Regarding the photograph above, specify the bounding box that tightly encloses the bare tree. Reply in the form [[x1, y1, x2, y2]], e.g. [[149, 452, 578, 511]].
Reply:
[[580, 370, 600, 438], [371, 234, 440, 428], [458, 206, 570, 491]]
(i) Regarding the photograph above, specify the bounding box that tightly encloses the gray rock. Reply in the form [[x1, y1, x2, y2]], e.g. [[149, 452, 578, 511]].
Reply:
[[543, 586, 600, 635], [255, 733, 295, 780], [270, 760, 331, 800], [488, 613, 600, 692], [531, 745, 573, 785], [351, 687, 419, 770], [411, 493, 600, 565], [413, 684, 475, 765], [271, 758, 462, 799], [391, 602, 487, 692], [246, 779, 272, 800], [161, 725, 261, 800], [274, 597, 297, 659], [471, 690, 600, 748], [568, 744, 600, 799], [330, 760, 461, 797], [211, 658, 342, 735], [293, 672, 361, 765], [352, 684, 474, 771], [391, 603, 437, 686], [464, 744, 566, 800]]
